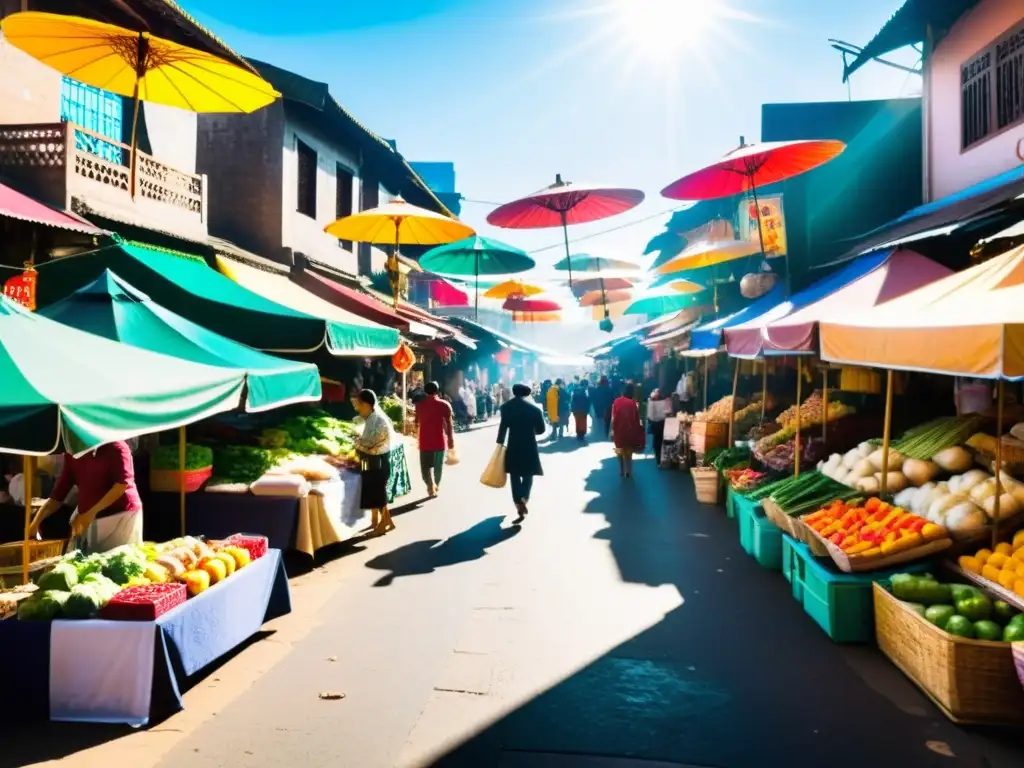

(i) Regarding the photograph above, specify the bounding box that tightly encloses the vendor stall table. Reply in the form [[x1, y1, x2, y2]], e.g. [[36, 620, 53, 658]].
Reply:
[[0, 549, 291, 725], [142, 444, 413, 557]]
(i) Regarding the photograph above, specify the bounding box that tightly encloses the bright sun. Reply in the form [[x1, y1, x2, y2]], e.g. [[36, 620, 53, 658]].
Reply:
[[611, 0, 720, 58]]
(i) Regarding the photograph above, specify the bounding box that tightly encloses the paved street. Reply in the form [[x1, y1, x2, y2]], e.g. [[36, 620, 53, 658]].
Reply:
[[7, 422, 1024, 768]]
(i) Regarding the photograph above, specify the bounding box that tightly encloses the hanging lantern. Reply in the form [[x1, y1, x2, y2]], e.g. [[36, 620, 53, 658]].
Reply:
[[392, 343, 415, 374], [740, 270, 777, 299], [3, 264, 37, 310]]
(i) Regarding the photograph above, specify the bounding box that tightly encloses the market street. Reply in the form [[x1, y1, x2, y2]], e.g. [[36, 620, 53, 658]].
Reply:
[[4, 422, 1020, 768]]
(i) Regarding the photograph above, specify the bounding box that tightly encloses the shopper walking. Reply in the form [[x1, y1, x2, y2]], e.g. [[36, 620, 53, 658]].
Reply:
[[353, 389, 396, 534], [497, 383, 546, 520], [546, 378, 567, 439], [414, 381, 455, 498], [571, 379, 591, 441], [591, 376, 614, 437], [611, 383, 645, 478], [647, 388, 669, 465]]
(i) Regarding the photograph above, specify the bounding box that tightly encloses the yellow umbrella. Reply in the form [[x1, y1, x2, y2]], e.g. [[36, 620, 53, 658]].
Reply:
[[654, 239, 764, 276], [325, 198, 475, 307], [0, 12, 279, 193], [667, 279, 707, 294], [484, 280, 544, 299]]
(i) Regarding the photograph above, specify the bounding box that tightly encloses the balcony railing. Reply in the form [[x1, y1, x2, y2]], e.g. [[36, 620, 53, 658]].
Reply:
[[0, 121, 207, 238]]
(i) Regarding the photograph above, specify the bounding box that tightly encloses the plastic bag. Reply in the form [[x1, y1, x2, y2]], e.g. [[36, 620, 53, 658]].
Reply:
[[479, 446, 507, 488], [446, 448, 460, 466]]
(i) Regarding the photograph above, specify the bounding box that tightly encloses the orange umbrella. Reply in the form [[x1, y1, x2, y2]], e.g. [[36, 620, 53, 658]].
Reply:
[[484, 280, 544, 299], [580, 288, 631, 307]]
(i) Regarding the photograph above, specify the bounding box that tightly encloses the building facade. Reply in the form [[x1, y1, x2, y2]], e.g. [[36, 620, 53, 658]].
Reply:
[[197, 60, 449, 280], [924, 0, 1024, 200]]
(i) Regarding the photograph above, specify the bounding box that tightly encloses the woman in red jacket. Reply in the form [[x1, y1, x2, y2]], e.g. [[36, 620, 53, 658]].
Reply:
[[611, 384, 645, 478]]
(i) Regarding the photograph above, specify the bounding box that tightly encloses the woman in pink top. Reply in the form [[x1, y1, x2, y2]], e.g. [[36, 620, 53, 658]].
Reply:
[[28, 440, 143, 554], [611, 384, 645, 478]]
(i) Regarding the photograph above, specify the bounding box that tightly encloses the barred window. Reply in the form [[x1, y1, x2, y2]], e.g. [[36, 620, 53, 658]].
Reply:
[[60, 77, 123, 163], [961, 50, 991, 149], [296, 139, 317, 218], [995, 23, 1024, 131], [961, 19, 1024, 150], [336, 164, 354, 250]]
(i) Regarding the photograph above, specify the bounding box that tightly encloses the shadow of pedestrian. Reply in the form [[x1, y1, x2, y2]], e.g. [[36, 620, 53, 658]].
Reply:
[[363, 515, 521, 587]]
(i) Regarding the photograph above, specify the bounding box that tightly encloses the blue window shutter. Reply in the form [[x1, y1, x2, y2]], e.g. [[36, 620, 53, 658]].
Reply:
[[60, 76, 124, 164]]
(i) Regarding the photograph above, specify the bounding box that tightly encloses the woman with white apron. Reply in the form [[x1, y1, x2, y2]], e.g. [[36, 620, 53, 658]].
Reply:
[[28, 440, 143, 554]]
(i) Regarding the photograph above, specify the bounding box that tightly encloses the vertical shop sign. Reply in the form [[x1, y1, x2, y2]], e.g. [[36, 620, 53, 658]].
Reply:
[[738, 196, 788, 257], [3, 266, 37, 310]]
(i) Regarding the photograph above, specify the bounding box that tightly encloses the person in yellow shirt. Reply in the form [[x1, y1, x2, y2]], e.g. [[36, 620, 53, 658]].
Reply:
[[546, 379, 566, 439]]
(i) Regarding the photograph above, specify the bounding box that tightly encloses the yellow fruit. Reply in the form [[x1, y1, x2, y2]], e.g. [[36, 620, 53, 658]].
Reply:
[[995, 542, 1013, 557], [976, 548, 993, 563], [183, 569, 210, 596], [921, 524, 945, 541], [1013, 530, 1024, 550], [1015, 580, 1024, 599], [1016, 563, 1024, 579], [982, 563, 1002, 582], [223, 546, 251, 569], [213, 552, 236, 576], [200, 558, 227, 585], [998, 569, 1018, 590], [959, 556, 983, 575], [987, 552, 1010, 569]]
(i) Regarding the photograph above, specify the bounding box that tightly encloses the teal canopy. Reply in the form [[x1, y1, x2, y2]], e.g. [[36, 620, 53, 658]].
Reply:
[[419, 236, 535, 276], [39, 271, 323, 412], [0, 295, 247, 456], [36, 242, 400, 356]]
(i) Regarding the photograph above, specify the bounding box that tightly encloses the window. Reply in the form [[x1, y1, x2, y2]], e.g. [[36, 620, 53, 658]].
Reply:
[[961, 19, 1024, 150], [336, 164, 354, 250], [60, 76, 123, 163], [296, 138, 317, 218], [358, 175, 379, 275]]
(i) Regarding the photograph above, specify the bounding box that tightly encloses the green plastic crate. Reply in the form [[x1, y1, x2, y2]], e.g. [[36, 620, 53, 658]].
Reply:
[[788, 540, 933, 643], [736, 496, 783, 570], [781, 535, 803, 602]]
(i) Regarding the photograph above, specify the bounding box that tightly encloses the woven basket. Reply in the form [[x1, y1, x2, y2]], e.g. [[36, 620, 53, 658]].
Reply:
[[761, 498, 798, 536], [691, 467, 720, 505], [0, 540, 64, 569], [874, 583, 1024, 724], [150, 465, 213, 493]]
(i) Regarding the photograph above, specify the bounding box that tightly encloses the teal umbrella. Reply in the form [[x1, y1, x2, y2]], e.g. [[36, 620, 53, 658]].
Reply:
[[0, 293, 247, 456], [624, 287, 705, 317], [419, 235, 535, 318], [553, 254, 640, 273], [39, 271, 323, 412]]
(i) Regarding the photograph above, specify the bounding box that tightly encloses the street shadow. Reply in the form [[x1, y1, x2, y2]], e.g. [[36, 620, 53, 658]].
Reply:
[[428, 456, 1024, 768], [363, 515, 521, 587]]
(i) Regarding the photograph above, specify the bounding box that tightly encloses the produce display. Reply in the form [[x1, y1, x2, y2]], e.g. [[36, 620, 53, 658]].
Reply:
[[725, 468, 767, 492], [16, 535, 258, 621], [957, 529, 1024, 598], [748, 470, 857, 515], [890, 572, 1024, 642], [757, 436, 826, 472], [380, 396, 406, 431], [710, 446, 750, 472], [893, 416, 987, 460], [693, 395, 746, 424], [776, 390, 854, 431], [151, 444, 214, 471], [803, 497, 947, 558]]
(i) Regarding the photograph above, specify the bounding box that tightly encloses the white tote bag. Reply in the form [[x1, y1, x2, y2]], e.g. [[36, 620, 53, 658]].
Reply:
[[479, 445, 507, 488]]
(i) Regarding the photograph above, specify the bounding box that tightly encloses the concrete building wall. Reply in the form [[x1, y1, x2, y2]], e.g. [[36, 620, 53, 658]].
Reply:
[[927, 0, 1024, 199]]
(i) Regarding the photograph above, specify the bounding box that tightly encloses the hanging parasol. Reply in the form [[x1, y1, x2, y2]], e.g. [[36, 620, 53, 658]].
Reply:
[[502, 296, 561, 323], [326, 198, 475, 308], [653, 239, 765, 276], [0, 12, 279, 197], [570, 276, 633, 297], [419, 235, 534, 318], [579, 288, 631, 307], [487, 174, 644, 287], [484, 280, 545, 299], [662, 138, 845, 294], [624, 287, 705, 317], [553, 254, 640, 274]]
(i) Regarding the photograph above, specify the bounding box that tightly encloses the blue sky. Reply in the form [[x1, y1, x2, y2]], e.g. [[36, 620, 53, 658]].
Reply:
[[182, 0, 917, 294]]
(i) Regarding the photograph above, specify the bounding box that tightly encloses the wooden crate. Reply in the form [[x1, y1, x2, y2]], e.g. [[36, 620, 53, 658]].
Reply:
[[690, 421, 727, 454], [873, 583, 1024, 724]]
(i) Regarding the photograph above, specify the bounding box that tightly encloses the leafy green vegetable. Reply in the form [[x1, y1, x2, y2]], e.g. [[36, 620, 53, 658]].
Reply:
[[151, 443, 214, 471], [63, 584, 104, 619], [18, 590, 71, 620], [100, 547, 146, 586], [38, 562, 79, 592], [82, 572, 121, 601]]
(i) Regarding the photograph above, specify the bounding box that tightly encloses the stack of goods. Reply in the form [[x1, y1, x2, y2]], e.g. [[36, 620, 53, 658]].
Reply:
[[957, 530, 1024, 600], [802, 498, 950, 570], [693, 395, 745, 424], [750, 471, 857, 516], [15, 536, 257, 621], [0, 583, 37, 620], [752, 391, 855, 472], [746, 421, 781, 441], [732, 393, 777, 435], [889, 573, 1024, 641], [776, 390, 855, 430]]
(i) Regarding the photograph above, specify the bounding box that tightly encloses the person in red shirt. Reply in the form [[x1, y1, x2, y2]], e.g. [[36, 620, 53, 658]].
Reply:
[[28, 440, 143, 554], [415, 381, 456, 497]]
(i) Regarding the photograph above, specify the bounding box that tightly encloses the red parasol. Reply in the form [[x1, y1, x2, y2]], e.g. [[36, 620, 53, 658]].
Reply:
[[661, 138, 845, 295], [487, 174, 644, 287], [502, 295, 562, 324]]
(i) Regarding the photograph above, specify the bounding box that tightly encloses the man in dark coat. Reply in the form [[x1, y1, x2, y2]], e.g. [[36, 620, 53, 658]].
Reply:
[[497, 382, 546, 519]]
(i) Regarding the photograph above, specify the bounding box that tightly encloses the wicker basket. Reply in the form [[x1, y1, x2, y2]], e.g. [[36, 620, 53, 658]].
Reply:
[[761, 501, 830, 555], [873, 583, 1024, 724], [150, 465, 213, 493], [0, 540, 64, 569], [691, 467, 721, 505]]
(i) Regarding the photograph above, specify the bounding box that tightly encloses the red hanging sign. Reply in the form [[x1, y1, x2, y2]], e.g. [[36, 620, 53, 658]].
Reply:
[[3, 266, 37, 311], [392, 343, 416, 374]]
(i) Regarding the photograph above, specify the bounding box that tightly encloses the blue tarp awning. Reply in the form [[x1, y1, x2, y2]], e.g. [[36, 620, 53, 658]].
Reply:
[[688, 283, 787, 352]]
